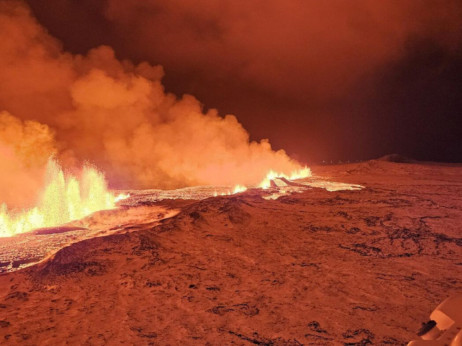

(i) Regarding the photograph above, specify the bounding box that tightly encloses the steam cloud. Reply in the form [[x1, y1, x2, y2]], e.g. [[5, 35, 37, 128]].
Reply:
[[0, 111, 56, 208], [0, 1, 302, 207], [61, 0, 459, 162]]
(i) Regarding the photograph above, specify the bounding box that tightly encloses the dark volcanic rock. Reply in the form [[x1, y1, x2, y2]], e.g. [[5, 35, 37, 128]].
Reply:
[[0, 162, 461, 344], [376, 153, 415, 163], [32, 226, 87, 235]]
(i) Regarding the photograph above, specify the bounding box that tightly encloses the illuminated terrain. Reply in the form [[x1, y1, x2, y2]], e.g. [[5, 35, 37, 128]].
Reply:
[[0, 167, 348, 273], [0, 160, 461, 344]]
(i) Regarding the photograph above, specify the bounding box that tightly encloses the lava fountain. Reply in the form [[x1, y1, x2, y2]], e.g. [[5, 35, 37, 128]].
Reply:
[[0, 159, 125, 237], [258, 166, 311, 189]]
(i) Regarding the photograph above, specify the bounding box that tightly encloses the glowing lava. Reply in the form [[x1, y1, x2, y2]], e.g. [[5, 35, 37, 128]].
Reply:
[[258, 166, 311, 189], [213, 184, 248, 197], [0, 160, 311, 237], [210, 167, 311, 197], [232, 184, 247, 194], [0, 159, 126, 237]]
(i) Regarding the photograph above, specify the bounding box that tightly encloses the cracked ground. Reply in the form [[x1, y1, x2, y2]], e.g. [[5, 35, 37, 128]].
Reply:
[[0, 160, 461, 345]]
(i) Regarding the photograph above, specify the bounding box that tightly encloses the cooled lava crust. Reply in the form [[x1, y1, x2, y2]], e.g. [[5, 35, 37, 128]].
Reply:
[[0, 160, 461, 345]]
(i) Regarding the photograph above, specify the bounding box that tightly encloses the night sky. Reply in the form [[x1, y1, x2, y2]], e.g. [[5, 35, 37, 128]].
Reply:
[[26, 0, 462, 163]]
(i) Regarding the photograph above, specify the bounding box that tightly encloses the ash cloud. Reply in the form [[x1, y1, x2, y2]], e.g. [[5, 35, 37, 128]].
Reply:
[[0, 0, 302, 205], [24, 0, 462, 162]]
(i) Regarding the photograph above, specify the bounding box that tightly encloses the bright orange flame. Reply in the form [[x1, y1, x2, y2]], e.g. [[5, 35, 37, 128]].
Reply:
[[210, 167, 310, 197], [0, 159, 126, 237], [210, 167, 311, 197], [213, 184, 248, 197], [258, 166, 311, 189], [0, 158, 311, 236], [232, 184, 247, 194]]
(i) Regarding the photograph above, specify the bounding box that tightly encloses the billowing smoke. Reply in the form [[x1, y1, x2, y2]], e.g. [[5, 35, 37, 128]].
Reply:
[[0, 1, 302, 208], [0, 111, 56, 207], [16, 0, 462, 164]]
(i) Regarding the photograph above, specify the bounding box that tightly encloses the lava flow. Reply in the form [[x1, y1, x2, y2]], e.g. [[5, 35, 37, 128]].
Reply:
[[258, 166, 311, 189], [0, 159, 127, 237], [0, 162, 311, 237]]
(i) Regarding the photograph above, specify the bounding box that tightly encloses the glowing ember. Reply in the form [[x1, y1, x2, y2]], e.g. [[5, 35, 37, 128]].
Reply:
[[258, 166, 311, 189], [0, 159, 126, 237]]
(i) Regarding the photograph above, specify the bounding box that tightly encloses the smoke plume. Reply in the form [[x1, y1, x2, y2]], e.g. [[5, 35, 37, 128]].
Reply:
[[0, 111, 56, 207], [0, 0, 303, 208], [24, 0, 461, 162]]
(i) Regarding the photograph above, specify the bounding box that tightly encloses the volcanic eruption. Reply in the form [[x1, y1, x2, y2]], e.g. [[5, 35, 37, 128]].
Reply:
[[0, 1, 311, 236], [0, 1, 461, 345]]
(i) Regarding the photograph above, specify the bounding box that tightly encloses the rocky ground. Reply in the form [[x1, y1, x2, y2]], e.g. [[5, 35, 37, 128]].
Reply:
[[0, 160, 461, 345]]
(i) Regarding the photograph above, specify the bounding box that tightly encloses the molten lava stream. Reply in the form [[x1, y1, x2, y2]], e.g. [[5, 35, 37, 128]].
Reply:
[[258, 166, 311, 189], [0, 159, 125, 237], [212, 167, 311, 197]]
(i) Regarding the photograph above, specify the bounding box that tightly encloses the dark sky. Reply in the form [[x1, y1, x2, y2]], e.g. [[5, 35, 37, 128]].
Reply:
[[26, 0, 462, 163]]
